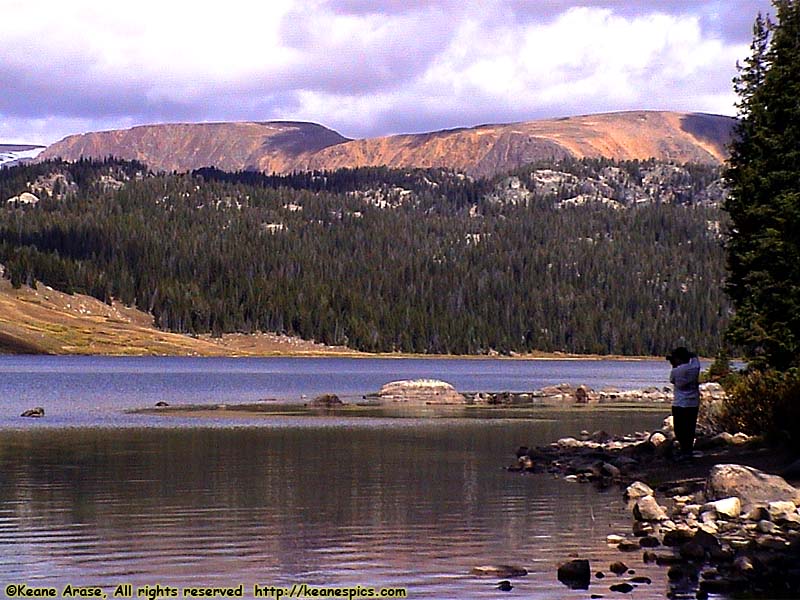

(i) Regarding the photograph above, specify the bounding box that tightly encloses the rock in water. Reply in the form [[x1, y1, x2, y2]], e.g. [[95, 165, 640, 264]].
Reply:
[[310, 394, 343, 407], [470, 565, 528, 578], [624, 481, 654, 501], [20, 407, 45, 418], [558, 559, 591, 589], [633, 495, 669, 521], [705, 464, 800, 509], [609, 561, 628, 575], [378, 379, 466, 404]]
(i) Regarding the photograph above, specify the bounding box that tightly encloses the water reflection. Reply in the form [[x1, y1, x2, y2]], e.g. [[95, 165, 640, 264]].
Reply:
[[0, 414, 678, 598]]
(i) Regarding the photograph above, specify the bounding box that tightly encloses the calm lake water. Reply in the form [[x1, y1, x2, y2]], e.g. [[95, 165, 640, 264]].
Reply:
[[0, 357, 679, 598]]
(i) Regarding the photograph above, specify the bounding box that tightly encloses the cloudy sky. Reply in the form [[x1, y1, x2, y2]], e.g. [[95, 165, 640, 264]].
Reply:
[[1, 0, 773, 145]]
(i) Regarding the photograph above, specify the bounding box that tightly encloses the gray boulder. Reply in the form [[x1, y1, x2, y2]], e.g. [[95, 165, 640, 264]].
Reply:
[[705, 464, 800, 510], [310, 394, 344, 407], [624, 481, 654, 502], [378, 379, 465, 404], [21, 407, 45, 418], [708, 497, 742, 519], [633, 495, 669, 521], [470, 565, 528, 578]]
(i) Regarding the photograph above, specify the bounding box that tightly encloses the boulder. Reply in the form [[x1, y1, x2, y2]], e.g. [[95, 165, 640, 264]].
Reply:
[[662, 415, 674, 434], [697, 385, 727, 433], [557, 559, 590, 589], [556, 437, 583, 448], [639, 536, 660, 548], [624, 481, 654, 502], [757, 520, 776, 534], [6, 191, 40, 205], [378, 379, 465, 404], [633, 495, 669, 521], [609, 561, 628, 575], [767, 500, 797, 521], [705, 464, 800, 509], [632, 521, 654, 537], [541, 383, 574, 397], [20, 407, 45, 418], [589, 430, 613, 443], [709, 497, 742, 519], [701, 432, 734, 449], [575, 385, 589, 403], [746, 506, 771, 522], [692, 529, 721, 552], [617, 540, 640, 552], [731, 432, 750, 445], [310, 393, 344, 407], [470, 565, 528, 578], [679, 542, 706, 561]]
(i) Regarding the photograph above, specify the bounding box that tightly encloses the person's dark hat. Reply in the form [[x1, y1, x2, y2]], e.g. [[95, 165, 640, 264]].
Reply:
[[666, 346, 691, 364]]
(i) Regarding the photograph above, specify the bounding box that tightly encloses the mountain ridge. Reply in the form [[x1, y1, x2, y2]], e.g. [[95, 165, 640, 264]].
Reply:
[[38, 110, 735, 177]]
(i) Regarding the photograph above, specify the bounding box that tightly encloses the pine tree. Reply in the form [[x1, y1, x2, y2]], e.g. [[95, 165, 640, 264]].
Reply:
[[724, 1, 800, 370]]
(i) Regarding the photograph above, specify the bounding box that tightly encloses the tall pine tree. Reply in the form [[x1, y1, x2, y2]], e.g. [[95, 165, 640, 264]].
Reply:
[[724, 1, 800, 370]]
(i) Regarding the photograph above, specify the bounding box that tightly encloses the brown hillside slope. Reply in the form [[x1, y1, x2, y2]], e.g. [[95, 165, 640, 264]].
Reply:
[[40, 111, 734, 178], [0, 277, 356, 356], [38, 121, 350, 173], [299, 111, 733, 177]]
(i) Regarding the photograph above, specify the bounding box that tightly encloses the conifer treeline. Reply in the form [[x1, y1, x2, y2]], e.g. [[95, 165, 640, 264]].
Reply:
[[0, 158, 729, 355]]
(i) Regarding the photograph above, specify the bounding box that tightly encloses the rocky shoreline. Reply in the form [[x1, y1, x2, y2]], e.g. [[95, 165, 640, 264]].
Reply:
[[512, 413, 800, 598]]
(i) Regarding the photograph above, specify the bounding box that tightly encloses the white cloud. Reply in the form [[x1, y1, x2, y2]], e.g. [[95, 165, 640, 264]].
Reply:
[[0, 0, 767, 143]]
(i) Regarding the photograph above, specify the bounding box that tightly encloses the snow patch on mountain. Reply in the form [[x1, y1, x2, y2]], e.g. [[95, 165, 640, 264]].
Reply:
[[0, 145, 46, 168]]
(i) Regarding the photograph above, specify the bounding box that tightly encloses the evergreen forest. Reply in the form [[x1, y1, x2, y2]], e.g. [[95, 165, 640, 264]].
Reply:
[[0, 157, 729, 356]]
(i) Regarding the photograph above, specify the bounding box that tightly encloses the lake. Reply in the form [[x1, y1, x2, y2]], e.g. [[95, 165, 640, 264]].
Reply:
[[0, 357, 679, 598]]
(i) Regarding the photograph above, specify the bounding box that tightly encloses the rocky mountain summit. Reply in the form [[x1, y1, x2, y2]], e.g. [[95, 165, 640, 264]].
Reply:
[[39, 121, 350, 173], [39, 111, 735, 179]]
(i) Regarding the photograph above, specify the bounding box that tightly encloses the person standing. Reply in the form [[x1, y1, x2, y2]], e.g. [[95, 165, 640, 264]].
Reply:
[[667, 346, 701, 460]]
